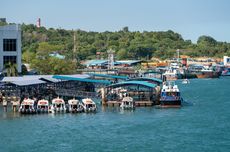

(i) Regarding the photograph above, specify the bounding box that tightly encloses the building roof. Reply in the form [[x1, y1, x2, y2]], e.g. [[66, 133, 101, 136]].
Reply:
[[117, 60, 142, 65], [10, 79, 46, 86], [88, 73, 128, 80], [107, 80, 156, 88], [52, 75, 111, 84], [85, 60, 108, 66], [128, 77, 162, 84]]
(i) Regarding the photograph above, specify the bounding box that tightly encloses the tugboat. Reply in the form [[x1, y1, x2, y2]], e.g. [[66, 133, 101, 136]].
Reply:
[[67, 98, 84, 113], [19, 98, 36, 114], [160, 81, 182, 107], [37, 99, 49, 113], [120, 96, 135, 110], [82, 98, 97, 112], [50, 97, 66, 113]]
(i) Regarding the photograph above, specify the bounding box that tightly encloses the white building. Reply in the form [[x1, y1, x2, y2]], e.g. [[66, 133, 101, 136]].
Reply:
[[0, 24, 21, 73], [223, 56, 230, 66]]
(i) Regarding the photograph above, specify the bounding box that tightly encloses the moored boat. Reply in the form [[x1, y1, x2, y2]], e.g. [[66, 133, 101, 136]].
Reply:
[[82, 98, 97, 112], [67, 98, 83, 113], [120, 96, 135, 110], [221, 68, 230, 76], [182, 79, 190, 84], [37, 99, 49, 113], [50, 97, 66, 113], [160, 81, 182, 107], [19, 98, 36, 114]]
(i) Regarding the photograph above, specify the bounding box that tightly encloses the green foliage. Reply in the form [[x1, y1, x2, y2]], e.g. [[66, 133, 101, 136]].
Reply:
[[20, 24, 230, 74]]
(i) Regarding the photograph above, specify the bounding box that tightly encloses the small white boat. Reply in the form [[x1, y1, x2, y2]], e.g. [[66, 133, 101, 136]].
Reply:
[[37, 99, 49, 113], [120, 96, 135, 110], [19, 98, 36, 114], [182, 79, 190, 84], [67, 98, 83, 113], [82, 98, 97, 112], [50, 97, 66, 113]]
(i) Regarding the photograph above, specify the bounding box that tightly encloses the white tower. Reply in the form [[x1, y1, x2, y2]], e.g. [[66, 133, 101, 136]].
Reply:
[[107, 49, 115, 70]]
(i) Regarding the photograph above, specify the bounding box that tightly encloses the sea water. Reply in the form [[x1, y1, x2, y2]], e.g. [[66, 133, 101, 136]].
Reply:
[[0, 78, 230, 152]]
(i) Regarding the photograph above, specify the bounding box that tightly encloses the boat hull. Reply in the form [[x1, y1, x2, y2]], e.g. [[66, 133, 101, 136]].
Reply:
[[196, 72, 219, 78], [160, 99, 181, 107]]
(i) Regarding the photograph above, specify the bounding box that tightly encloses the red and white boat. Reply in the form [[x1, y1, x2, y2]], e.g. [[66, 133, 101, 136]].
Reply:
[[37, 99, 49, 113], [19, 98, 36, 114], [50, 97, 66, 113]]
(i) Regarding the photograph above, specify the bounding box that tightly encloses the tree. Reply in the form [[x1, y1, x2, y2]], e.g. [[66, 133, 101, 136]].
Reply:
[[4, 62, 18, 76]]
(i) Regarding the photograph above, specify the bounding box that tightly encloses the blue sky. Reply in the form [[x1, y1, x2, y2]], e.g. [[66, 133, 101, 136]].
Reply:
[[1, 0, 230, 43]]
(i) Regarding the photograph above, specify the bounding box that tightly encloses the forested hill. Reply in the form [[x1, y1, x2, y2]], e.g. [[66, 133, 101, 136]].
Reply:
[[21, 24, 230, 61]]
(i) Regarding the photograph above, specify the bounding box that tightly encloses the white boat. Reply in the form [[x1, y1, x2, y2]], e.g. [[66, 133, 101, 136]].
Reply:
[[67, 98, 83, 113], [120, 96, 135, 110], [163, 68, 180, 81], [82, 98, 97, 112], [37, 99, 49, 113], [182, 79, 190, 84], [50, 97, 66, 113], [19, 98, 36, 114]]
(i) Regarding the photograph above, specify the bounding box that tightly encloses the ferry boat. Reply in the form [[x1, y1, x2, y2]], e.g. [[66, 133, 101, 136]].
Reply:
[[162, 68, 181, 81], [82, 98, 97, 112], [67, 98, 84, 113], [50, 97, 66, 113], [19, 98, 36, 114], [37, 99, 49, 113], [120, 96, 135, 110], [160, 81, 182, 107]]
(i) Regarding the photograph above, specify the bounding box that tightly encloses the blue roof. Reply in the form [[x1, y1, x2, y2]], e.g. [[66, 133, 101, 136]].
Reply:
[[116, 60, 142, 65], [128, 77, 162, 83], [53, 75, 111, 84], [85, 60, 108, 66], [107, 80, 157, 88], [88, 73, 128, 80]]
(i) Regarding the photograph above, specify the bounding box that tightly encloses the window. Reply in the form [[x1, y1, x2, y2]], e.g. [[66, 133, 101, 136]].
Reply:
[[3, 56, 17, 65], [3, 39, 17, 51]]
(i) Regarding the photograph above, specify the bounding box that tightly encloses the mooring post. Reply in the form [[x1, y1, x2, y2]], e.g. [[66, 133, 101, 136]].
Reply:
[[101, 88, 107, 106], [3, 97, 7, 112]]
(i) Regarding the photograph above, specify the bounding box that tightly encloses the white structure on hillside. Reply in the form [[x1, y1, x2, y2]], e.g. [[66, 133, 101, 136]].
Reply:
[[223, 56, 230, 66], [0, 24, 21, 73]]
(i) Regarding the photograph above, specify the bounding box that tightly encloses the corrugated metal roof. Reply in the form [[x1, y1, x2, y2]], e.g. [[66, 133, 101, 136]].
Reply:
[[53, 75, 111, 84], [10, 79, 46, 86], [88, 73, 128, 80], [107, 80, 156, 88]]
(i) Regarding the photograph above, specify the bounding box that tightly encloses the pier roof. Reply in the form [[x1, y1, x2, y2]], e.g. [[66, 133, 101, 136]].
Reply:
[[88, 73, 128, 80], [128, 77, 162, 84], [107, 80, 157, 88], [52, 75, 111, 84], [10, 79, 46, 86]]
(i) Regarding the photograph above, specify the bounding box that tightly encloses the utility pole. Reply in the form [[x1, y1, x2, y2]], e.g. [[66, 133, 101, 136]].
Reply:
[[73, 30, 77, 62]]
